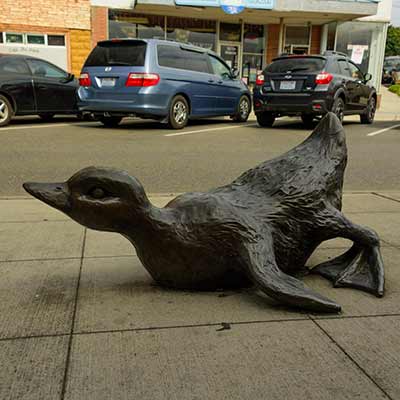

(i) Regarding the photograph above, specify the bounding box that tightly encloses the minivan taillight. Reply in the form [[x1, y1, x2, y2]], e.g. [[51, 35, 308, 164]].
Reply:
[[126, 73, 160, 87], [256, 74, 265, 86], [79, 73, 91, 87], [315, 73, 333, 85]]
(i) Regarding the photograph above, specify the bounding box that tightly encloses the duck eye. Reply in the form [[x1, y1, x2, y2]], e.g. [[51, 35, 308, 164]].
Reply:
[[89, 187, 106, 199]]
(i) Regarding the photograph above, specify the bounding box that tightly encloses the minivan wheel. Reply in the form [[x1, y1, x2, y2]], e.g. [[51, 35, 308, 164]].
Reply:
[[99, 116, 122, 128], [168, 95, 189, 129], [0, 95, 13, 127], [39, 113, 55, 122], [332, 97, 345, 123], [360, 97, 376, 124], [256, 112, 275, 128], [232, 95, 251, 122]]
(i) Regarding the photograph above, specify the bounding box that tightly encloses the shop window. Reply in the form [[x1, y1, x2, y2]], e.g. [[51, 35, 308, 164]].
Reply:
[[5, 33, 23, 44], [27, 34, 45, 45], [109, 11, 165, 40], [326, 22, 337, 51], [167, 17, 216, 51], [284, 26, 310, 54], [220, 23, 241, 42], [335, 22, 375, 73], [242, 24, 264, 84], [48, 35, 65, 46]]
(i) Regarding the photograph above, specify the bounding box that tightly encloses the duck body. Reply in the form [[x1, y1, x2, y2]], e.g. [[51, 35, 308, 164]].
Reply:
[[23, 113, 385, 313]]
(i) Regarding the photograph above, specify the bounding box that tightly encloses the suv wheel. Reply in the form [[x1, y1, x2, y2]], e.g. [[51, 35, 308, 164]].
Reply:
[[256, 112, 275, 128], [100, 116, 122, 128], [301, 113, 315, 128], [332, 97, 345, 123], [232, 95, 251, 122], [0, 95, 13, 127], [360, 97, 376, 124], [168, 95, 189, 129]]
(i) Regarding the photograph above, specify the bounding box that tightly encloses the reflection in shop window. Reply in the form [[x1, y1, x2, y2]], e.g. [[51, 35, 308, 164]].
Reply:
[[220, 23, 241, 42], [109, 11, 165, 40], [5, 33, 23, 44], [167, 17, 216, 50], [284, 26, 310, 54], [242, 24, 264, 85]]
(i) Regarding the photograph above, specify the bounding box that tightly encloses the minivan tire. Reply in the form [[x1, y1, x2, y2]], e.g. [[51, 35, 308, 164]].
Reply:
[[360, 96, 376, 124], [232, 95, 251, 122], [168, 95, 189, 129], [0, 95, 13, 127], [256, 112, 275, 127], [100, 116, 122, 128]]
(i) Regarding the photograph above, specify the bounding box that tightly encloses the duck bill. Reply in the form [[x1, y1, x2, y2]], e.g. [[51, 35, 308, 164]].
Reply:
[[23, 182, 71, 213]]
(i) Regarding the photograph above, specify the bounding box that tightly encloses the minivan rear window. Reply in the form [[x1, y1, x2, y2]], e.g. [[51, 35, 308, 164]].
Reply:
[[84, 41, 147, 67], [265, 57, 325, 74]]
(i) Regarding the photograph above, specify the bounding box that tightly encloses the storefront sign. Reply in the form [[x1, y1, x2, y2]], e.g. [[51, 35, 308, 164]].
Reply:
[[174, 0, 274, 10], [220, 0, 244, 14]]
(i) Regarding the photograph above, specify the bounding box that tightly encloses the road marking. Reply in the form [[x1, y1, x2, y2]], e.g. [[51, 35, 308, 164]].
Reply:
[[165, 123, 258, 137], [0, 122, 85, 132], [367, 123, 400, 137]]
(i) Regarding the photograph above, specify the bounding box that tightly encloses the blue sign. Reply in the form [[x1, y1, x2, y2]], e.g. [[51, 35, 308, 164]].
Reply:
[[174, 0, 274, 9], [221, 5, 245, 13]]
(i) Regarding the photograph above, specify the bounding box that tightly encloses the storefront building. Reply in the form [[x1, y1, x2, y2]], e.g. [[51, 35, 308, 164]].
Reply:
[[0, 0, 92, 76], [91, 0, 390, 90]]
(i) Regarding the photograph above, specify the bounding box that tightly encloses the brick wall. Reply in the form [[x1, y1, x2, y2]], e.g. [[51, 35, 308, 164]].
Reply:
[[310, 25, 322, 55], [0, 0, 91, 30], [69, 29, 91, 76], [91, 6, 108, 48], [267, 24, 280, 64]]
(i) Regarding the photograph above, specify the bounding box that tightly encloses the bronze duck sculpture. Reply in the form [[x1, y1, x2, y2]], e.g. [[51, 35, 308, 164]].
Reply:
[[23, 113, 384, 313]]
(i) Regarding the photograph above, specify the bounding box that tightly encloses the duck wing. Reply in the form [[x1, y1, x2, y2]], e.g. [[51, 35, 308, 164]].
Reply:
[[231, 113, 347, 210]]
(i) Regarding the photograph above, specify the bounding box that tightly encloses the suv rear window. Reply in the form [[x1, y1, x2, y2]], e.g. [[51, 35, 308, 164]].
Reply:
[[265, 57, 325, 74], [84, 41, 146, 67], [158, 45, 210, 74]]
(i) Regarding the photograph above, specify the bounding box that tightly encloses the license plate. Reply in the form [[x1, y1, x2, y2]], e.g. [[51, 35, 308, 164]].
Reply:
[[101, 78, 116, 87], [280, 81, 296, 90]]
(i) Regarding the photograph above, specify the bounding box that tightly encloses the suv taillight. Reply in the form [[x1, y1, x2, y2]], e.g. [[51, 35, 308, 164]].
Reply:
[[256, 74, 265, 86], [126, 73, 160, 87], [315, 73, 333, 85], [79, 73, 91, 87]]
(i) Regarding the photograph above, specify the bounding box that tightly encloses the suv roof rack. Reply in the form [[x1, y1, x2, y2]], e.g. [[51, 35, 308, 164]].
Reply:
[[323, 50, 348, 58]]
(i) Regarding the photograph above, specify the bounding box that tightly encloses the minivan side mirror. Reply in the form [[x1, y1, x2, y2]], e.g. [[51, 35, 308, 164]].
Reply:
[[364, 73, 372, 82], [231, 67, 239, 79]]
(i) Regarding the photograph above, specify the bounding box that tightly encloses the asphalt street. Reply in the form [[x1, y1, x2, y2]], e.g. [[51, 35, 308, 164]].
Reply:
[[0, 115, 399, 196]]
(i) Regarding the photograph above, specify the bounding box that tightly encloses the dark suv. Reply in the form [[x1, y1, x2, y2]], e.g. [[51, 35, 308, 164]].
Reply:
[[253, 52, 377, 127]]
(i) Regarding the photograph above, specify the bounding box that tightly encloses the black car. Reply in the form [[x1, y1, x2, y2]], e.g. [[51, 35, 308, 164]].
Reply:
[[253, 51, 377, 127], [0, 54, 78, 127]]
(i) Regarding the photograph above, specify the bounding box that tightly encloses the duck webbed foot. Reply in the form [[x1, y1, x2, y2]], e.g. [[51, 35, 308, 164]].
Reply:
[[312, 221, 384, 297]]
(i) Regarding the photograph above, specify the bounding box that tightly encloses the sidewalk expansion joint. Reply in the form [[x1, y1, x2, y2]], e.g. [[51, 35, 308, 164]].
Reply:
[[0, 256, 82, 264], [372, 192, 400, 204], [0, 332, 70, 343], [0, 219, 68, 224], [311, 319, 395, 400], [60, 227, 87, 400]]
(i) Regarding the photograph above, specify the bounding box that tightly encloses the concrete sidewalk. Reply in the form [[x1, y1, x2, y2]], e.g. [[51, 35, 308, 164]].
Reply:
[[1, 193, 400, 399]]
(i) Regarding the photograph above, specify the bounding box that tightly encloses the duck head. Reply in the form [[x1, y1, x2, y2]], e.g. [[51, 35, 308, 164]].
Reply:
[[23, 167, 150, 232]]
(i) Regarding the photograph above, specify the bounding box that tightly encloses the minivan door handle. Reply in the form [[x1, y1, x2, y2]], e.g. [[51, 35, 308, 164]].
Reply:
[[208, 79, 214, 83], [217, 80, 223, 84]]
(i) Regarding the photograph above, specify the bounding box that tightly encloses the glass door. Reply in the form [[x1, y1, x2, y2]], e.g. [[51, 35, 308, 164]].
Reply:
[[219, 42, 241, 71]]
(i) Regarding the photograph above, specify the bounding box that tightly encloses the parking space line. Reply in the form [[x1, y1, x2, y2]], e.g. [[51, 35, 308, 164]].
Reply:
[[367, 123, 400, 137], [164, 123, 258, 137], [0, 122, 87, 132]]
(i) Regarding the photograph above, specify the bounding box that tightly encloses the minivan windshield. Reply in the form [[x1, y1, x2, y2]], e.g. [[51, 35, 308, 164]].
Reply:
[[265, 57, 325, 74], [84, 41, 147, 67]]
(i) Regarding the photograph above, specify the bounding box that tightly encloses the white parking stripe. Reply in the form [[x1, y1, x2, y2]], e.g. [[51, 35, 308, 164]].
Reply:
[[165, 123, 258, 137], [367, 123, 400, 137], [0, 123, 81, 131]]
